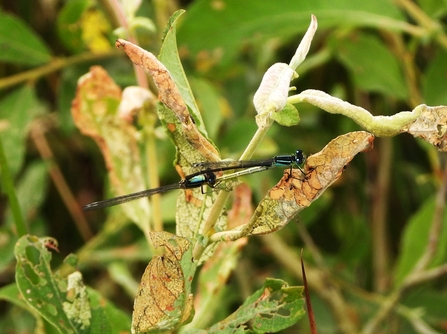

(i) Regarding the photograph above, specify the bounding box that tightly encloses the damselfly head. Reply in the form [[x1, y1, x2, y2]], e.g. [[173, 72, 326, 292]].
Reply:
[[295, 150, 305, 165]]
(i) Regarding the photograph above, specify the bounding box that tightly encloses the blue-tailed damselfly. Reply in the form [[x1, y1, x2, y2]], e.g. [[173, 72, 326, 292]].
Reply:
[[190, 150, 305, 175], [83, 150, 305, 211]]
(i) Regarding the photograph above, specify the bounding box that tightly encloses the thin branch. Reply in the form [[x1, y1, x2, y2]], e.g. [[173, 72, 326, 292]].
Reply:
[[371, 138, 393, 293], [395, 0, 447, 50], [412, 159, 447, 271], [30, 118, 94, 241], [0, 50, 119, 91], [363, 159, 447, 333]]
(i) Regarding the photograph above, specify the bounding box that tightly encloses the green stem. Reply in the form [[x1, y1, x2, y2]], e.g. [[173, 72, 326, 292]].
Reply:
[[0, 50, 120, 91], [192, 121, 274, 259], [239, 122, 273, 160]]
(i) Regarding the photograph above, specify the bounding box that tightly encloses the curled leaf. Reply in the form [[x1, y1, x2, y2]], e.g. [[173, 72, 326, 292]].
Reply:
[[116, 39, 188, 122], [118, 86, 157, 122], [115, 39, 219, 162], [292, 90, 420, 137], [406, 105, 447, 151], [294, 90, 447, 150], [253, 63, 296, 128], [253, 63, 296, 115], [289, 14, 318, 70]]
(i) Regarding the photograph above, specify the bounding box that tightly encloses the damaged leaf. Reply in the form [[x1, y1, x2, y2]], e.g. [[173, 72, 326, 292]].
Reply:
[[71, 66, 150, 226], [132, 231, 196, 333], [115, 38, 219, 163], [406, 105, 447, 151], [184, 278, 304, 333], [15, 235, 91, 333]]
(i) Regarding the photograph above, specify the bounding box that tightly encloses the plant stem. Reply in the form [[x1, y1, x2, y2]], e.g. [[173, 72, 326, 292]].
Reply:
[[0, 50, 119, 91], [371, 138, 392, 293], [363, 159, 447, 333], [30, 120, 94, 241], [193, 121, 273, 259]]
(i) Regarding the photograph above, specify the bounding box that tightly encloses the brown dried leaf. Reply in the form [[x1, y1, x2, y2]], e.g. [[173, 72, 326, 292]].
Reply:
[[132, 231, 195, 333], [406, 105, 447, 151], [215, 131, 374, 240], [115, 39, 188, 121], [71, 66, 149, 224], [115, 39, 219, 162]]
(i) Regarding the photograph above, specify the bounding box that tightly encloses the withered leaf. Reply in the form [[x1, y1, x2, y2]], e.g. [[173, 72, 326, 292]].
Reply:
[[115, 39, 219, 162], [71, 66, 149, 225], [406, 105, 447, 151], [132, 231, 196, 333]]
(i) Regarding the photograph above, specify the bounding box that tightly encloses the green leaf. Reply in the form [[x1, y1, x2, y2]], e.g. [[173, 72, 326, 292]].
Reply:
[[189, 77, 228, 139], [335, 33, 408, 100], [57, 0, 90, 53], [178, 0, 404, 67], [0, 283, 33, 312], [245, 279, 304, 332], [14, 235, 130, 334], [195, 278, 305, 333], [271, 104, 300, 127], [0, 85, 45, 178], [158, 9, 209, 136], [394, 196, 447, 285], [0, 135, 26, 237], [15, 235, 80, 333], [6, 161, 48, 222], [1, 161, 48, 257], [422, 50, 447, 105], [418, 0, 447, 17], [0, 283, 47, 330], [0, 11, 52, 65], [87, 287, 131, 333]]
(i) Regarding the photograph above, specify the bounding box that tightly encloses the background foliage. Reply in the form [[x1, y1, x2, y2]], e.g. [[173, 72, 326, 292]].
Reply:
[[1, 0, 447, 333]]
